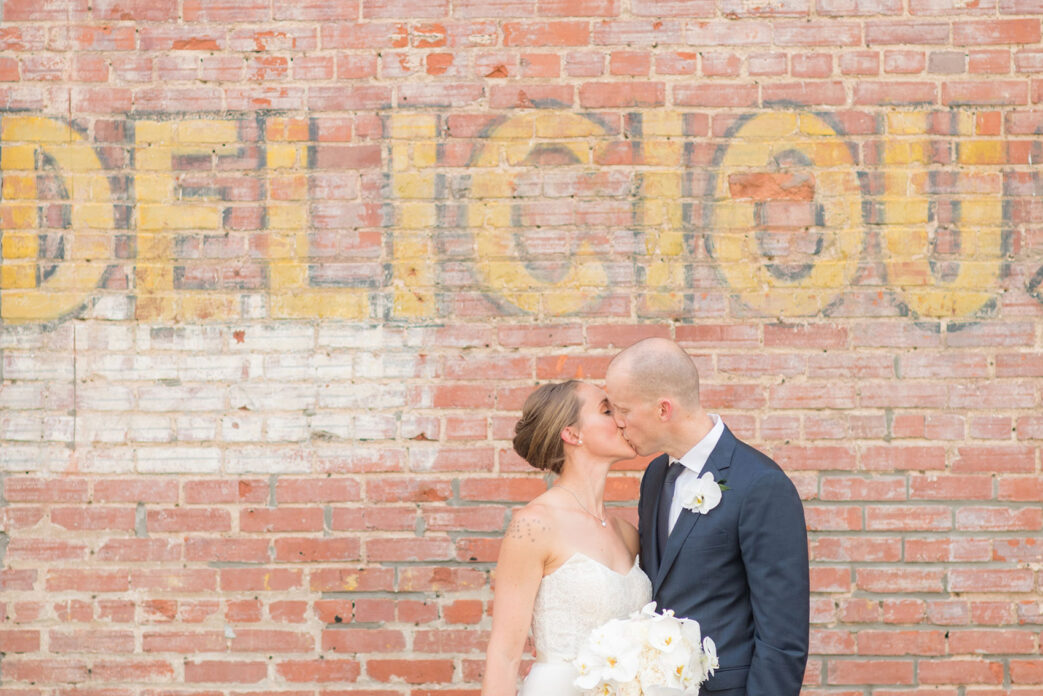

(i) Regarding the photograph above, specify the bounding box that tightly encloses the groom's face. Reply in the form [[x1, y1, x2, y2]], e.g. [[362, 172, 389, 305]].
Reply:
[[604, 377, 662, 457]]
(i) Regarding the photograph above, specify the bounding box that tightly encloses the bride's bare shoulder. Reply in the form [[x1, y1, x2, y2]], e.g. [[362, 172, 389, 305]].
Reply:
[[504, 499, 556, 543], [505, 490, 573, 542]]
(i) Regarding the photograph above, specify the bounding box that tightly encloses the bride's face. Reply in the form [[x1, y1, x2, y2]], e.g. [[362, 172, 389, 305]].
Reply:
[[572, 383, 635, 461]]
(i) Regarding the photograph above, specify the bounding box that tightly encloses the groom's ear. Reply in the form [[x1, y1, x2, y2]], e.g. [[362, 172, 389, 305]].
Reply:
[[657, 399, 673, 422]]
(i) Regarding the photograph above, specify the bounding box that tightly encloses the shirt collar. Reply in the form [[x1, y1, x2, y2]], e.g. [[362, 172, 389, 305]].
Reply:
[[673, 414, 724, 476]]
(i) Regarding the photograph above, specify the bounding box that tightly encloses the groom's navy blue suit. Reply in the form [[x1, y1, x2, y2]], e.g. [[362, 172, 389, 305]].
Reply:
[[638, 425, 809, 696]]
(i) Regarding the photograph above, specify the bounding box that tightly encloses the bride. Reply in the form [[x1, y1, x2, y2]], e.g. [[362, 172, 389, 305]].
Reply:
[[482, 380, 653, 695]]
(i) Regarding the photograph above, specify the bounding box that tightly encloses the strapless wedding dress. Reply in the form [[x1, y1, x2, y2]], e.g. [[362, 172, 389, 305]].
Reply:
[[519, 553, 652, 695]]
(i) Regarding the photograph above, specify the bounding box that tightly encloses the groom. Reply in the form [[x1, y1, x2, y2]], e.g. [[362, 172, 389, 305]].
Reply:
[[605, 338, 809, 696]]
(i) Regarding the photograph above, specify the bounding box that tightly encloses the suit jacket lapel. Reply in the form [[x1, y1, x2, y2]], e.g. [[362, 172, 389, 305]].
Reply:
[[642, 454, 670, 579], [652, 426, 737, 596]]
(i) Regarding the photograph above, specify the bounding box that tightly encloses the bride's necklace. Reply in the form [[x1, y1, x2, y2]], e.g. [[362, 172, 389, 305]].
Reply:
[[557, 484, 608, 527]]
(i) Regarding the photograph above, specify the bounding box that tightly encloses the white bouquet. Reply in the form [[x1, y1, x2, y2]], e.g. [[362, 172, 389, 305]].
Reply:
[[572, 602, 718, 696]]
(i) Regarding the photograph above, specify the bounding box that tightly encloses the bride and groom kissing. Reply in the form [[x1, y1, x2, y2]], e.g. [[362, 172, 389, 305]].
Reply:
[[482, 338, 810, 696]]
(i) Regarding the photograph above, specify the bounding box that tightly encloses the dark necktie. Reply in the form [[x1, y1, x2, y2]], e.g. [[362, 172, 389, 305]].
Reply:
[[657, 460, 685, 558]]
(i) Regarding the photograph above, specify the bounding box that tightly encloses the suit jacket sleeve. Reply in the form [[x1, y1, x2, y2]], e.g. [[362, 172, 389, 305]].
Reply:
[[738, 469, 810, 696]]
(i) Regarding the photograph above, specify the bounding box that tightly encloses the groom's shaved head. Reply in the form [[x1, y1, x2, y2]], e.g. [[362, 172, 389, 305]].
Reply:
[[607, 337, 700, 408]]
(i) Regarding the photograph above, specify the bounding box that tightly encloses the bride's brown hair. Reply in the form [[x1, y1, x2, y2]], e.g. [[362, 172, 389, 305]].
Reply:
[[513, 380, 581, 475]]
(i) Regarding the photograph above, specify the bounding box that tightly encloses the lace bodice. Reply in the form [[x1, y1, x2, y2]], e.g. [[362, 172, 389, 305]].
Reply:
[[531, 553, 652, 663]]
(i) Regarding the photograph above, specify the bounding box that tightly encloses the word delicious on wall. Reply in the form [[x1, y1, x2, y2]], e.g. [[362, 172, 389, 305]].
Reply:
[[0, 109, 1034, 326]]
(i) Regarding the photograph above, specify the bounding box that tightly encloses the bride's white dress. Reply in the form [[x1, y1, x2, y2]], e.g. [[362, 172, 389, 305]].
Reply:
[[520, 552, 653, 695]]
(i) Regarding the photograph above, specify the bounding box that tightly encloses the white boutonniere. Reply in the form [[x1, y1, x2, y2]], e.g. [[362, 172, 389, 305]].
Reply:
[[677, 471, 728, 515]]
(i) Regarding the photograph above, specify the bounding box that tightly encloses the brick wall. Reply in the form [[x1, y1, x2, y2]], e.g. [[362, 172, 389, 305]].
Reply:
[[1, 0, 1042, 693]]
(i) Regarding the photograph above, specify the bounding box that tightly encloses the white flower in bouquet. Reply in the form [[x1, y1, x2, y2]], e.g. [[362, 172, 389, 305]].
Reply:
[[701, 636, 719, 675], [647, 614, 683, 652], [574, 602, 716, 696]]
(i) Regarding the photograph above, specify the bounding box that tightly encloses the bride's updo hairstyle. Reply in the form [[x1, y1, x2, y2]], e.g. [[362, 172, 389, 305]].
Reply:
[[513, 380, 581, 475]]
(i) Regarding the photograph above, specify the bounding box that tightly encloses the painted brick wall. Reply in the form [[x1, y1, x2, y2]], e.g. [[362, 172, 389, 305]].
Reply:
[[0, 0, 1042, 694]]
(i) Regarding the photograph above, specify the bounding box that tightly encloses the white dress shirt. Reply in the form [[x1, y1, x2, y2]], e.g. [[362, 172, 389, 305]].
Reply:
[[666, 413, 724, 533]]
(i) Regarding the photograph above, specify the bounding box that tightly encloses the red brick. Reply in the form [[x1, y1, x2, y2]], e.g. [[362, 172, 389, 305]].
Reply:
[[993, 537, 1043, 562], [858, 630, 947, 656], [812, 537, 902, 562], [367, 659, 454, 683], [276, 477, 360, 503], [2, 659, 89, 683], [866, 21, 950, 44], [363, 0, 446, 18], [855, 81, 938, 104], [956, 506, 1042, 531], [949, 629, 1038, 654], [398, 566, 487, 592], [310, 568, 396, 593], [970, 50, 1011, 73], [454, 0, 535, 16], [323, 629, 405, 653], [503, 21, 589, 46], [131, 569, 217, 593], [579, 81, 665, 107], [764, 81, 847, 105], [273, 538, 361, 562], [1010, 659, 1043, 684], [148, 508, 231, 532], [820, 476, 905, 500], [675, 82, 759, 107], [273, 0, 358, 19], [905, 537, 992, 562], [240, 508, 324, 533], [443, 599, 484, 625], [97, 539, 181, 563], [50, 630, 135, 654], [365, 537, 453, 562], [954, 445, 1036, 473], [0, 630, 40, 653], [321, 22, 408, 49], [592, 19, 685, 45], [540, 0, 618, 14], [230, 630, 314, 653], [655, 51, 699, 74], [919, 659, 1005, 684], [810, 628, 857, 654], [93, 478, 179, 503], [219, 568, 303, 592], [520, 53, 560, 77], [828, 660, 915, 685], [47, 570, 128, 593], [422, 506, 507, 532], [998, 475, 1043, 501], [775, 21, 862, 45], [955, 18, 1041, 44], [413, 628, 488, 653], [792, 53, 835, 77], [91, 659, 176, 681], [459, 477, 547, 502], [910, 474, 993, 500], [275, 659, 361, 683], [943, 80, 1029, 106], [184, 661, 267, 684], [857, 567, 945, 592], [6, 477, 88, 502], [183, 479, 267, 504], [949, 568, 1036, 592]]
